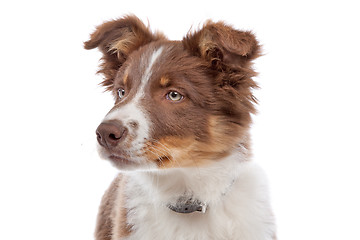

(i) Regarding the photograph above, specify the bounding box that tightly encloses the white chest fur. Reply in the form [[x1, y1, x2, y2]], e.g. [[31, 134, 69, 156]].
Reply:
[[114, 154, 276, 240]]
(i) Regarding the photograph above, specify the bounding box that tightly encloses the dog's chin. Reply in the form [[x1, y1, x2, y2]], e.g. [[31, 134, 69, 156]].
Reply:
[[97, 146, 158, 171]]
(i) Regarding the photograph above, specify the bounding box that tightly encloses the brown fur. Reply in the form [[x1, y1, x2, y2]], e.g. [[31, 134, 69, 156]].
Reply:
[[94, 174, 120, 240], [85, 15, 262, 239], [111, 176, 132, 238], [94, 174, 131, 240], [84, 15, 166, 90]]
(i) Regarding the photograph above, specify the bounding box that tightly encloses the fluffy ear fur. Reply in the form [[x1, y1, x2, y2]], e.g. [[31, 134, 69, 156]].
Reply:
[[183, 21, 261, 124], [84, 15, 165, 90], [183, 21, 261, 73]]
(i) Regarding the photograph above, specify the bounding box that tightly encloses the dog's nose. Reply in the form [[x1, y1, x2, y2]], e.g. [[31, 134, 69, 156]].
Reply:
[[96, 120, 127, 148]]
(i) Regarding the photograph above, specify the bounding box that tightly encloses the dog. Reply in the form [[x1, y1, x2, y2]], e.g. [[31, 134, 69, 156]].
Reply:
[[84, 15, 276, 240]]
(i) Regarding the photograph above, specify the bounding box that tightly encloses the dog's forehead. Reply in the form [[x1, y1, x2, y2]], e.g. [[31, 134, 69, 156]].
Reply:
[[124, 43, 161, 78], [123, 42, 185, 86]]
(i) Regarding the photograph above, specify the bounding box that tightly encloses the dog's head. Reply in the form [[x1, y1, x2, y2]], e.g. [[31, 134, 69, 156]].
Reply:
[[85, 15, 260, 171]]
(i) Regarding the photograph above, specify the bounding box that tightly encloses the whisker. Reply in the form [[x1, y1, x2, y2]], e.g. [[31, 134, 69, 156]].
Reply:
[[149, 144, 178, 167], [142, 138, 182, 168], [145, 139, 171, 156], [146, 147, 165, 167]]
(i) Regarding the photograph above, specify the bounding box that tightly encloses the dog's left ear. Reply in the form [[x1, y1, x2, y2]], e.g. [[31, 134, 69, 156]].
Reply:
[[183, 21, 261, 73], [184, 21, 261, 117]]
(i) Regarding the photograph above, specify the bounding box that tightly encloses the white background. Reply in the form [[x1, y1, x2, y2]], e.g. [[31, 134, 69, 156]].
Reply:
[[0, 0, 359, 239]]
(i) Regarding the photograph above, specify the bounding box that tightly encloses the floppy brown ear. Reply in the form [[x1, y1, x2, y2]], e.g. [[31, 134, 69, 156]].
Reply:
[[184, 21, 261, 119], [84, 15, 165, 90], [183, 21, 261, 73]]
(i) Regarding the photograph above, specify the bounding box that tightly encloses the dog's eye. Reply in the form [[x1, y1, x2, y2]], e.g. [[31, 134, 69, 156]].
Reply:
[[166, 91, 183, 102], [118, 88, 125, 99]]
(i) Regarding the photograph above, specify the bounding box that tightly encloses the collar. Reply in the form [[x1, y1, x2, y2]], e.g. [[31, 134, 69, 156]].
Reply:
[[167, 196, 207, 214], [167, 178, 235, 214]]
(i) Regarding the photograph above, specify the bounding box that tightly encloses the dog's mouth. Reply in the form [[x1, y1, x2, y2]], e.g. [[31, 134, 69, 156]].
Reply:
[[98, 142, 174, 169], [108, 155, 134, 166], [110, 154, 171, 165], [153, 155, 172, 167], [107, 153, 174, 170]]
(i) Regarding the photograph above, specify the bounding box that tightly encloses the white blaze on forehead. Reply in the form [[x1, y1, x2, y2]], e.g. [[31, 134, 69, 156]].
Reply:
[[138, 46, 164, 97], [104, 47, 164, 151]]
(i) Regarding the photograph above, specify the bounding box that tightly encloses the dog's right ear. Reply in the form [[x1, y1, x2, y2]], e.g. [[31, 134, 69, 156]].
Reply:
[[84, 15, 165, 90]]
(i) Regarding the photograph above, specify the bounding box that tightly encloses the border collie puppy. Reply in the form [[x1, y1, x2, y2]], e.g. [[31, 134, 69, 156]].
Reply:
[[85, 15, 276, 240]]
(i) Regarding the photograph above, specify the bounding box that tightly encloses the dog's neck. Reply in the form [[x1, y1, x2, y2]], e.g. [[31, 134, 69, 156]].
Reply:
[[128, 149, 248, 211]]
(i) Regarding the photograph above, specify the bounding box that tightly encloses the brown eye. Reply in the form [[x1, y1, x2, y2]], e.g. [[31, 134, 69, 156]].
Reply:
[[166, 91, 183, 102], [118, 88, 125, 99]]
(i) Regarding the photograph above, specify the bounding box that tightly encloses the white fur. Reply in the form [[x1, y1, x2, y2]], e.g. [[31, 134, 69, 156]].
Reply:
[[104, 103, 150, 159], [103, 47, 164, 165], [99, 46, 275, 239], [140, 47, 163, 88], [113, 152, 276, 240]]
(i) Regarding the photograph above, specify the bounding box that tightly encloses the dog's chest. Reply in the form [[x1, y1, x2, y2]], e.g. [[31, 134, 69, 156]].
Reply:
[[122, 192, 236, 240], [113, 162, 275, 240]]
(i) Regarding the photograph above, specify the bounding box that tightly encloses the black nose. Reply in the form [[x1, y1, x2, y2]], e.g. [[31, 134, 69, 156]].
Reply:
[[96, 120, 127, 148]]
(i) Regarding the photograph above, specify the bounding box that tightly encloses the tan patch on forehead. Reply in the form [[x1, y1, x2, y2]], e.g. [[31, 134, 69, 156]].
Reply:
[[159, 76, 170, 87], [123, 72, 129, 85]]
